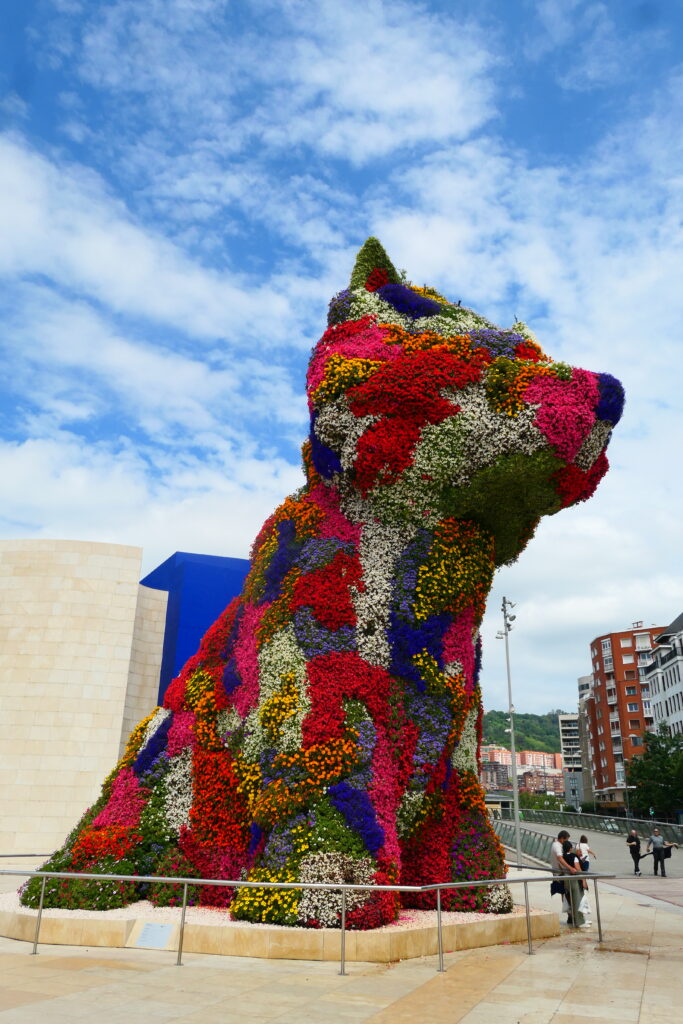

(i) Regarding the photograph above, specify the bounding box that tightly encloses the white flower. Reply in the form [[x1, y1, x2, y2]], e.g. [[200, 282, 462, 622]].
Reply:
[[574, 420, 612, 471], [164, 748, 193, 834], [353, 521, 416, 668], [484, 884, 514, 914], [242, 625, 311, 760], [314, 397, 377, 473], [296, 852, 374, 927], [139, 707, 171, 752], [451, 705, 479, 774]]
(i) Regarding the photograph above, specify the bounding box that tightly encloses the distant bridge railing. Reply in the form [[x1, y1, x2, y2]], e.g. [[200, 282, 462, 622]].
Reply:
[[498, 808, 683, 844], [492, 820, 554, 864]]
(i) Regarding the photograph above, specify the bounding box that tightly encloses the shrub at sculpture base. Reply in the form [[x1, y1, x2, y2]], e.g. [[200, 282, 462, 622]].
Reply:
[[22, 238, 624, 928]]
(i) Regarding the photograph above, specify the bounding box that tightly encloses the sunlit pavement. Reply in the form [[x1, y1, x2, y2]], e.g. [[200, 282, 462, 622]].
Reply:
[[1, 866, 682, 1022]]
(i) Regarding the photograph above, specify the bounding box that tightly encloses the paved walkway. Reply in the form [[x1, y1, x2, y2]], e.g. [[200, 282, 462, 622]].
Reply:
[[1, 868, 682, 1022], [511, 820, 683, 909]]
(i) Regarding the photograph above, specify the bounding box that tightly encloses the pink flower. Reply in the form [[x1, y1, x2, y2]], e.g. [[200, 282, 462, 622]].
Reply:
[[524, 368, 599, 461], [231, 602, 267, 716], [167, 711, 196, 756], [442, 607, 477, 690], [93, 767, 147, 828], [369, 728, 402, 864], [308, 483, 362, 545], [306, 320, 398, 402]]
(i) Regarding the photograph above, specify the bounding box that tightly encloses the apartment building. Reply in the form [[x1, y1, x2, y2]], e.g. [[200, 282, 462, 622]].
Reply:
[[646, 612, 683, 735], [577, 680, 595, 804], [582, 621, 661, 807], [479, 762, 511, 790], [519, 768, 564, 796], [559, 713, 584, 809]]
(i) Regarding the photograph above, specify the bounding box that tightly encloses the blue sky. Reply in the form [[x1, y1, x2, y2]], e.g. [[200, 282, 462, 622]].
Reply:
[[1, 0, 682, 714]]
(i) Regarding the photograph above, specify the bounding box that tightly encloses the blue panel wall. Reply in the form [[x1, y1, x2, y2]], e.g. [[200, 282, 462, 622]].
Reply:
[[141, 551, 250, 702]]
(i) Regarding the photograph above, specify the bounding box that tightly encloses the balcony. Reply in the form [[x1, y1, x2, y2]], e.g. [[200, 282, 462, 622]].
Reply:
[[606, 691, 617, 705]]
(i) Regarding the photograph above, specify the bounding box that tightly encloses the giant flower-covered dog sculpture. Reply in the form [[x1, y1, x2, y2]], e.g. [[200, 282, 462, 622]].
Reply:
[[24, 238, 624, 927]]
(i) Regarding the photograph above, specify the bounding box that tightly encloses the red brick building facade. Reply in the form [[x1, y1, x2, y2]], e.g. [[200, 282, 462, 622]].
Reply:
[[582, 622, 661, 807]]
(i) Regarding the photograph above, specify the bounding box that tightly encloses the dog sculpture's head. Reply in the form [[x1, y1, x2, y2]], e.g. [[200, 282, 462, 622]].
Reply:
[[306, 238, 624, 566]]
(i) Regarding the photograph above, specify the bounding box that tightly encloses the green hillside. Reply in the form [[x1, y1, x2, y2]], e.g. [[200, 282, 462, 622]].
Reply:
[[481, 710, 565, 754]]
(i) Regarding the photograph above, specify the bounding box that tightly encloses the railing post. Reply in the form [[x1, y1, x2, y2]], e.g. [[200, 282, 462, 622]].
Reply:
[[593, 878, 603, 943], [176, 882, 188, 966], [436, 887, 445, 972], [31, 876, 46, 955], [523, 880, 533, 955], [339, 889, 347, 976]]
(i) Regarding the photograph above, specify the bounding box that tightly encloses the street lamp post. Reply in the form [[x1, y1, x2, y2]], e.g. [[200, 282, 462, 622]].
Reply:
[[497, 597, 522, 869]]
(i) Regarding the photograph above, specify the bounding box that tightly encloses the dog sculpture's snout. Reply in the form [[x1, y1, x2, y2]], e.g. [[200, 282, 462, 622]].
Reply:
[[596, 372, 625, 426]]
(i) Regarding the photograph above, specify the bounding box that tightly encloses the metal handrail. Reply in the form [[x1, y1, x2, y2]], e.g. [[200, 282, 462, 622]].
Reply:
[[0, 866, 615, 974], [499, 808, 683, 843]]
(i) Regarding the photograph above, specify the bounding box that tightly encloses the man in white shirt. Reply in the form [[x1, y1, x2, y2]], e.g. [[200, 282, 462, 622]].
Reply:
[[550, 829, 583, 927], [550, 830, 578, 874]]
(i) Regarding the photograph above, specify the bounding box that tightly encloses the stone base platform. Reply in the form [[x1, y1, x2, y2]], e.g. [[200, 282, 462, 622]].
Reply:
[[0, 902, 559, 962]]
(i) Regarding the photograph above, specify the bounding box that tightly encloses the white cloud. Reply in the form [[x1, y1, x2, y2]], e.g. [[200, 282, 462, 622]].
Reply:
[[2, 281, 308, 443], [0, 433, 304, 573], [42, 0, 497, 168], [0, 135, 296, 344]]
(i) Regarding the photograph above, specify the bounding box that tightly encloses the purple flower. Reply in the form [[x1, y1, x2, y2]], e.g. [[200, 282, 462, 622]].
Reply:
[[328, 782, 385, 854]]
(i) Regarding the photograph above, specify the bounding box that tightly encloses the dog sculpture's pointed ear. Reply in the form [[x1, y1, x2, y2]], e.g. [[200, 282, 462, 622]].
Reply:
[[350, 237, 401, 290]]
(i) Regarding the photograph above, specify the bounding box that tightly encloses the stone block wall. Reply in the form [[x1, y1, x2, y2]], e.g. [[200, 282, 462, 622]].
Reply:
[[0, 539, 166, 855]]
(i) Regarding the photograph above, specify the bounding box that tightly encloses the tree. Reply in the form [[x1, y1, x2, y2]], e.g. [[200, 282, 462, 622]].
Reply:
[[626, 724, 683, 819], [482, 710, 565, 753], [519, 791, 563, 810]]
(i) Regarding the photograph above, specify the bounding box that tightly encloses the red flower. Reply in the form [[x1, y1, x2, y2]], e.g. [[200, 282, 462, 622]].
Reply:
[[365, 267, 390, 292], [553, 451, 609, 508], [514, 341, 543, 362], [190, 748, 250, 850], [290, 550, 364, 630]]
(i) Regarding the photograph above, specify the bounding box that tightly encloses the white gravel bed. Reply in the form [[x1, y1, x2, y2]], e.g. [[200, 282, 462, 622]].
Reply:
[[0, 889, 534, 931]]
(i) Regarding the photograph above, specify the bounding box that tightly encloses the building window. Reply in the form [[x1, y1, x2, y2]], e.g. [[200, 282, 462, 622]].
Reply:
[[638, 652, 651, 665], [625, 670, 636, 680], [635, 634, 651, 651], [629, 719, 641, 729], [627, 702, 639, 712], [601, 639, 612, 654], [631, 736, 643, 747], [620, 637, 632, 647], [625, 687, 638, 695], [604, 657, 614, 672], [622, 654, 634, 664]]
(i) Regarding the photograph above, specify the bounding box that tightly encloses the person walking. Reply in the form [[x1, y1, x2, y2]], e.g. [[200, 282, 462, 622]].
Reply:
[[626, 829, 642, 876], [577, 835, 596, 873], [647, 828, 679, 877]]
